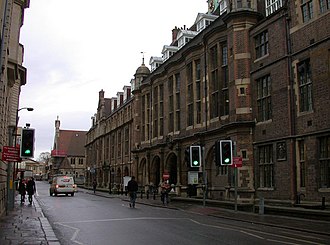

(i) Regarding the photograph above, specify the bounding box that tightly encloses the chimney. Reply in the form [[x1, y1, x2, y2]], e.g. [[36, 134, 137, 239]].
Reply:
[[172, 26, 179, 43]]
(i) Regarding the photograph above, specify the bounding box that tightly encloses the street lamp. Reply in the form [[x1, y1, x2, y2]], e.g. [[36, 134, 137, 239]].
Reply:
[[6, 107, 34, 212]]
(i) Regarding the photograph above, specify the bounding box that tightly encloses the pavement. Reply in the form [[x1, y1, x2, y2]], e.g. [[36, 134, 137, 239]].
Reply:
[[1, 188, 329, 245], [0, 194, 60, 245]]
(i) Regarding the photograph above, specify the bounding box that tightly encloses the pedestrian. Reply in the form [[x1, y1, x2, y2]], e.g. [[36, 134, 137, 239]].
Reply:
[[161, 179, 171, 205], [18, 179, 26, 204], [93, 179, 97, 194], [26, 177, 36, 205], [127, 176, 138, 208]]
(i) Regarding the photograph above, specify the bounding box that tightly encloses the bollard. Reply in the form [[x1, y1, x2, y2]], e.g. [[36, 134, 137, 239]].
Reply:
[[322, 197, 326, 210], [146, 191, 149, 199], [259, 197, 264, 215]]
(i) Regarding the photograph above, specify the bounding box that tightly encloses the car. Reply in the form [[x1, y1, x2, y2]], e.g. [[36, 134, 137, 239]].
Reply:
[[49, 176, 77, 196]]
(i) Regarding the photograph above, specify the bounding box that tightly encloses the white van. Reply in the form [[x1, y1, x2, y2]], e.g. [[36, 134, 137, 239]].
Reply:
[[49, 176, 77, 196]]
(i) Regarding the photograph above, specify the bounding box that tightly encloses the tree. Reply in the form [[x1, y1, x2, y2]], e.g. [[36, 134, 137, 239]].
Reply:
[[37, 152, 51, 164]]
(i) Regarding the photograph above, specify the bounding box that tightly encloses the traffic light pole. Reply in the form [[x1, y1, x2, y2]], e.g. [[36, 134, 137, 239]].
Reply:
[[234, 141, 238, 212], [202, 146, 206, 207]]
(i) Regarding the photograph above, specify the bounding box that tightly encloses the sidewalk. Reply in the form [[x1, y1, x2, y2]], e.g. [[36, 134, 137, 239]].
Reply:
[[0, 194, 60, 245], [83, 188, 330, 237]]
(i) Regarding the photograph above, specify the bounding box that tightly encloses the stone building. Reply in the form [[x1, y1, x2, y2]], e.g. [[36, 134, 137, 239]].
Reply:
[[86, 0, 329, 205], [0, 0, 30, 217]]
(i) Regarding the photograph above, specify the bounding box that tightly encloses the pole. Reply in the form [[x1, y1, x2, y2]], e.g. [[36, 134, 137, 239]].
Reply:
[[202, 146, 206, 207], [233, 141, 237, 212], [234, 166, 238, 212]]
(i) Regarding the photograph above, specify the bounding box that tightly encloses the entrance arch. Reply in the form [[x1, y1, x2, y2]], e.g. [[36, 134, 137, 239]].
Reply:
[[165, 153, 177, 185], [138, 158, 147, 186], [150, 156, 161, 186]]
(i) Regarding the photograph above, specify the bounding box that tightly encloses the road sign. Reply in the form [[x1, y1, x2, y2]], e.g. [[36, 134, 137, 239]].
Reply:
[[1, 146, 20, 162], [231, 157, 243, 168]]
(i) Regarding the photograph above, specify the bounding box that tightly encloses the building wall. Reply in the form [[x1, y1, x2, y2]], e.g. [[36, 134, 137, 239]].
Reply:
[[86, 2, 330, 204], [0, 0, 29, 217]]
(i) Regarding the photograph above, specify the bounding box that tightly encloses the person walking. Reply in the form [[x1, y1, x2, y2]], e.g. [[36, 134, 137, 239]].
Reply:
[[93, 179, 97, 194], [26, 177, 36, 205], [127, 176, 138, 208], [18, 179, 26, 204], [161, 179, 171, 205]]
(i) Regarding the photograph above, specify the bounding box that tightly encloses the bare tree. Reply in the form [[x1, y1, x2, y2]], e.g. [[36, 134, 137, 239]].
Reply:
[[37, 152, 51, 164]]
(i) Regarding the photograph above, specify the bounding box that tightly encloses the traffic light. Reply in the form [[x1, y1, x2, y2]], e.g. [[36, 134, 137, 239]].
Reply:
[[219, 140, 233, 165], [20, 128, 35, 158], [190, 145, 201, 168]]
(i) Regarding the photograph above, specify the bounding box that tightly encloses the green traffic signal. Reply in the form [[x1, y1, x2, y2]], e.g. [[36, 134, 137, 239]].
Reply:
[[20, 128, 35, 158], [190, 145, 201, 168]]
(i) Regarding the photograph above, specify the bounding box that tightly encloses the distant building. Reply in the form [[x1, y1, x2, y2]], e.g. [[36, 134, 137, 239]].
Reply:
[[50, 117, 87, 184]]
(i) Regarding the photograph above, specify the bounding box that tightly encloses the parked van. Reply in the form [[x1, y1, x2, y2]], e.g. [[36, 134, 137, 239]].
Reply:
[[49, 176, 77, 196]]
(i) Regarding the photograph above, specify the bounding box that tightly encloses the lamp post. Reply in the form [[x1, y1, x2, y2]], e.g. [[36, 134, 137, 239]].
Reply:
[[6, 107, 33, 213]]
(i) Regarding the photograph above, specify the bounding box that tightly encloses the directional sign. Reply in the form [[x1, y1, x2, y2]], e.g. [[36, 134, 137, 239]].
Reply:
[[1, 146, 21, 162], [231, 157, 243, 168]]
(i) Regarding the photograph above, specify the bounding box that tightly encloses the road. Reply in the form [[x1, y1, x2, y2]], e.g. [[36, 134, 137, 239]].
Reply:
[[35, 181, 329, 245]]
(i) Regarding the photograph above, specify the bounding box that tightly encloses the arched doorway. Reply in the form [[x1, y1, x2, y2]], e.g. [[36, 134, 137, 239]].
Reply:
[[138, 158, 147, 186], [165, 153, 177, 185], [151, 156, 161, 187]]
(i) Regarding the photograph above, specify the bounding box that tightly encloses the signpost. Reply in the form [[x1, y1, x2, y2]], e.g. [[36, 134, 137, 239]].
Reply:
[[1, 146, 20, 162], [231, 157, 243, 168]]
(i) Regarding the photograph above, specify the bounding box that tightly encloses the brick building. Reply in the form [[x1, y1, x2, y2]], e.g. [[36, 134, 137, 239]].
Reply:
[[50, 117, 87, 183], [86, 0, 329, 205]]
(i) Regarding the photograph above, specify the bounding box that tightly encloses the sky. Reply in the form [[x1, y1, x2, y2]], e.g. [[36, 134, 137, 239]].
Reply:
[[19, 0, 208, 159]]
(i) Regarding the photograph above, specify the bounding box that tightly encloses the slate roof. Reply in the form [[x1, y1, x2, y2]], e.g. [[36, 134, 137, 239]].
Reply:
[[57, 130, 87, 157]]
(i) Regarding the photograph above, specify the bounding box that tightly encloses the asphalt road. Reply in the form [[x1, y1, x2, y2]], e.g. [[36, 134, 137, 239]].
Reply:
[[35, 181, 330, 245]]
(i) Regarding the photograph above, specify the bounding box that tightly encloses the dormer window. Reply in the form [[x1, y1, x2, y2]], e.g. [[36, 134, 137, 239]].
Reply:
[[265, 0, 283, 16], [195, 13, 217, 33]]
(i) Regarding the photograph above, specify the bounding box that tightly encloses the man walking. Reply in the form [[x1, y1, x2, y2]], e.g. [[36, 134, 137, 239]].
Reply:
[[127, 176, 138, 208], [26, 177, 36, 205]]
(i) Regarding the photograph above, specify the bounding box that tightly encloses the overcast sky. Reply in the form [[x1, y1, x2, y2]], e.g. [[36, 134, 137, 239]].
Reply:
[[19, 0, 208, 159]]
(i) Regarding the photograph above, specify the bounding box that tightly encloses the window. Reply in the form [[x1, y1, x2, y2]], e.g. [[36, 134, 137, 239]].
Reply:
[[257, 75, 272, 121], [258, 145, 274, 188], [70, 158, 76, 165], [301, 0, 313, 22], [298, 60, 313, 112], [153, 86, 158, 138], [159, 85, 164, 136], [298, 140, 306, 187], [221, 44, 229, 116], [117, 131, 122, 157], [210, 45, 219, 118], [195, 60, 202, 124], [142, 95, 146, 140], [175, 73, 181, 131], [266, 0, 283, 16], [168, 76, 174, 132], [79, 158, 84, 165], [187, 63, 194, 126], [319, 0, 330, 13], [111, 134, 115, 159], [125, 127, 129, 155], [255, 31, 269, 59], [320, 136, 330, 188]]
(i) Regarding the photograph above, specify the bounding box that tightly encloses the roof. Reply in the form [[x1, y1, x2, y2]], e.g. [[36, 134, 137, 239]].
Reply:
[[57, 130, 87, 157]]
